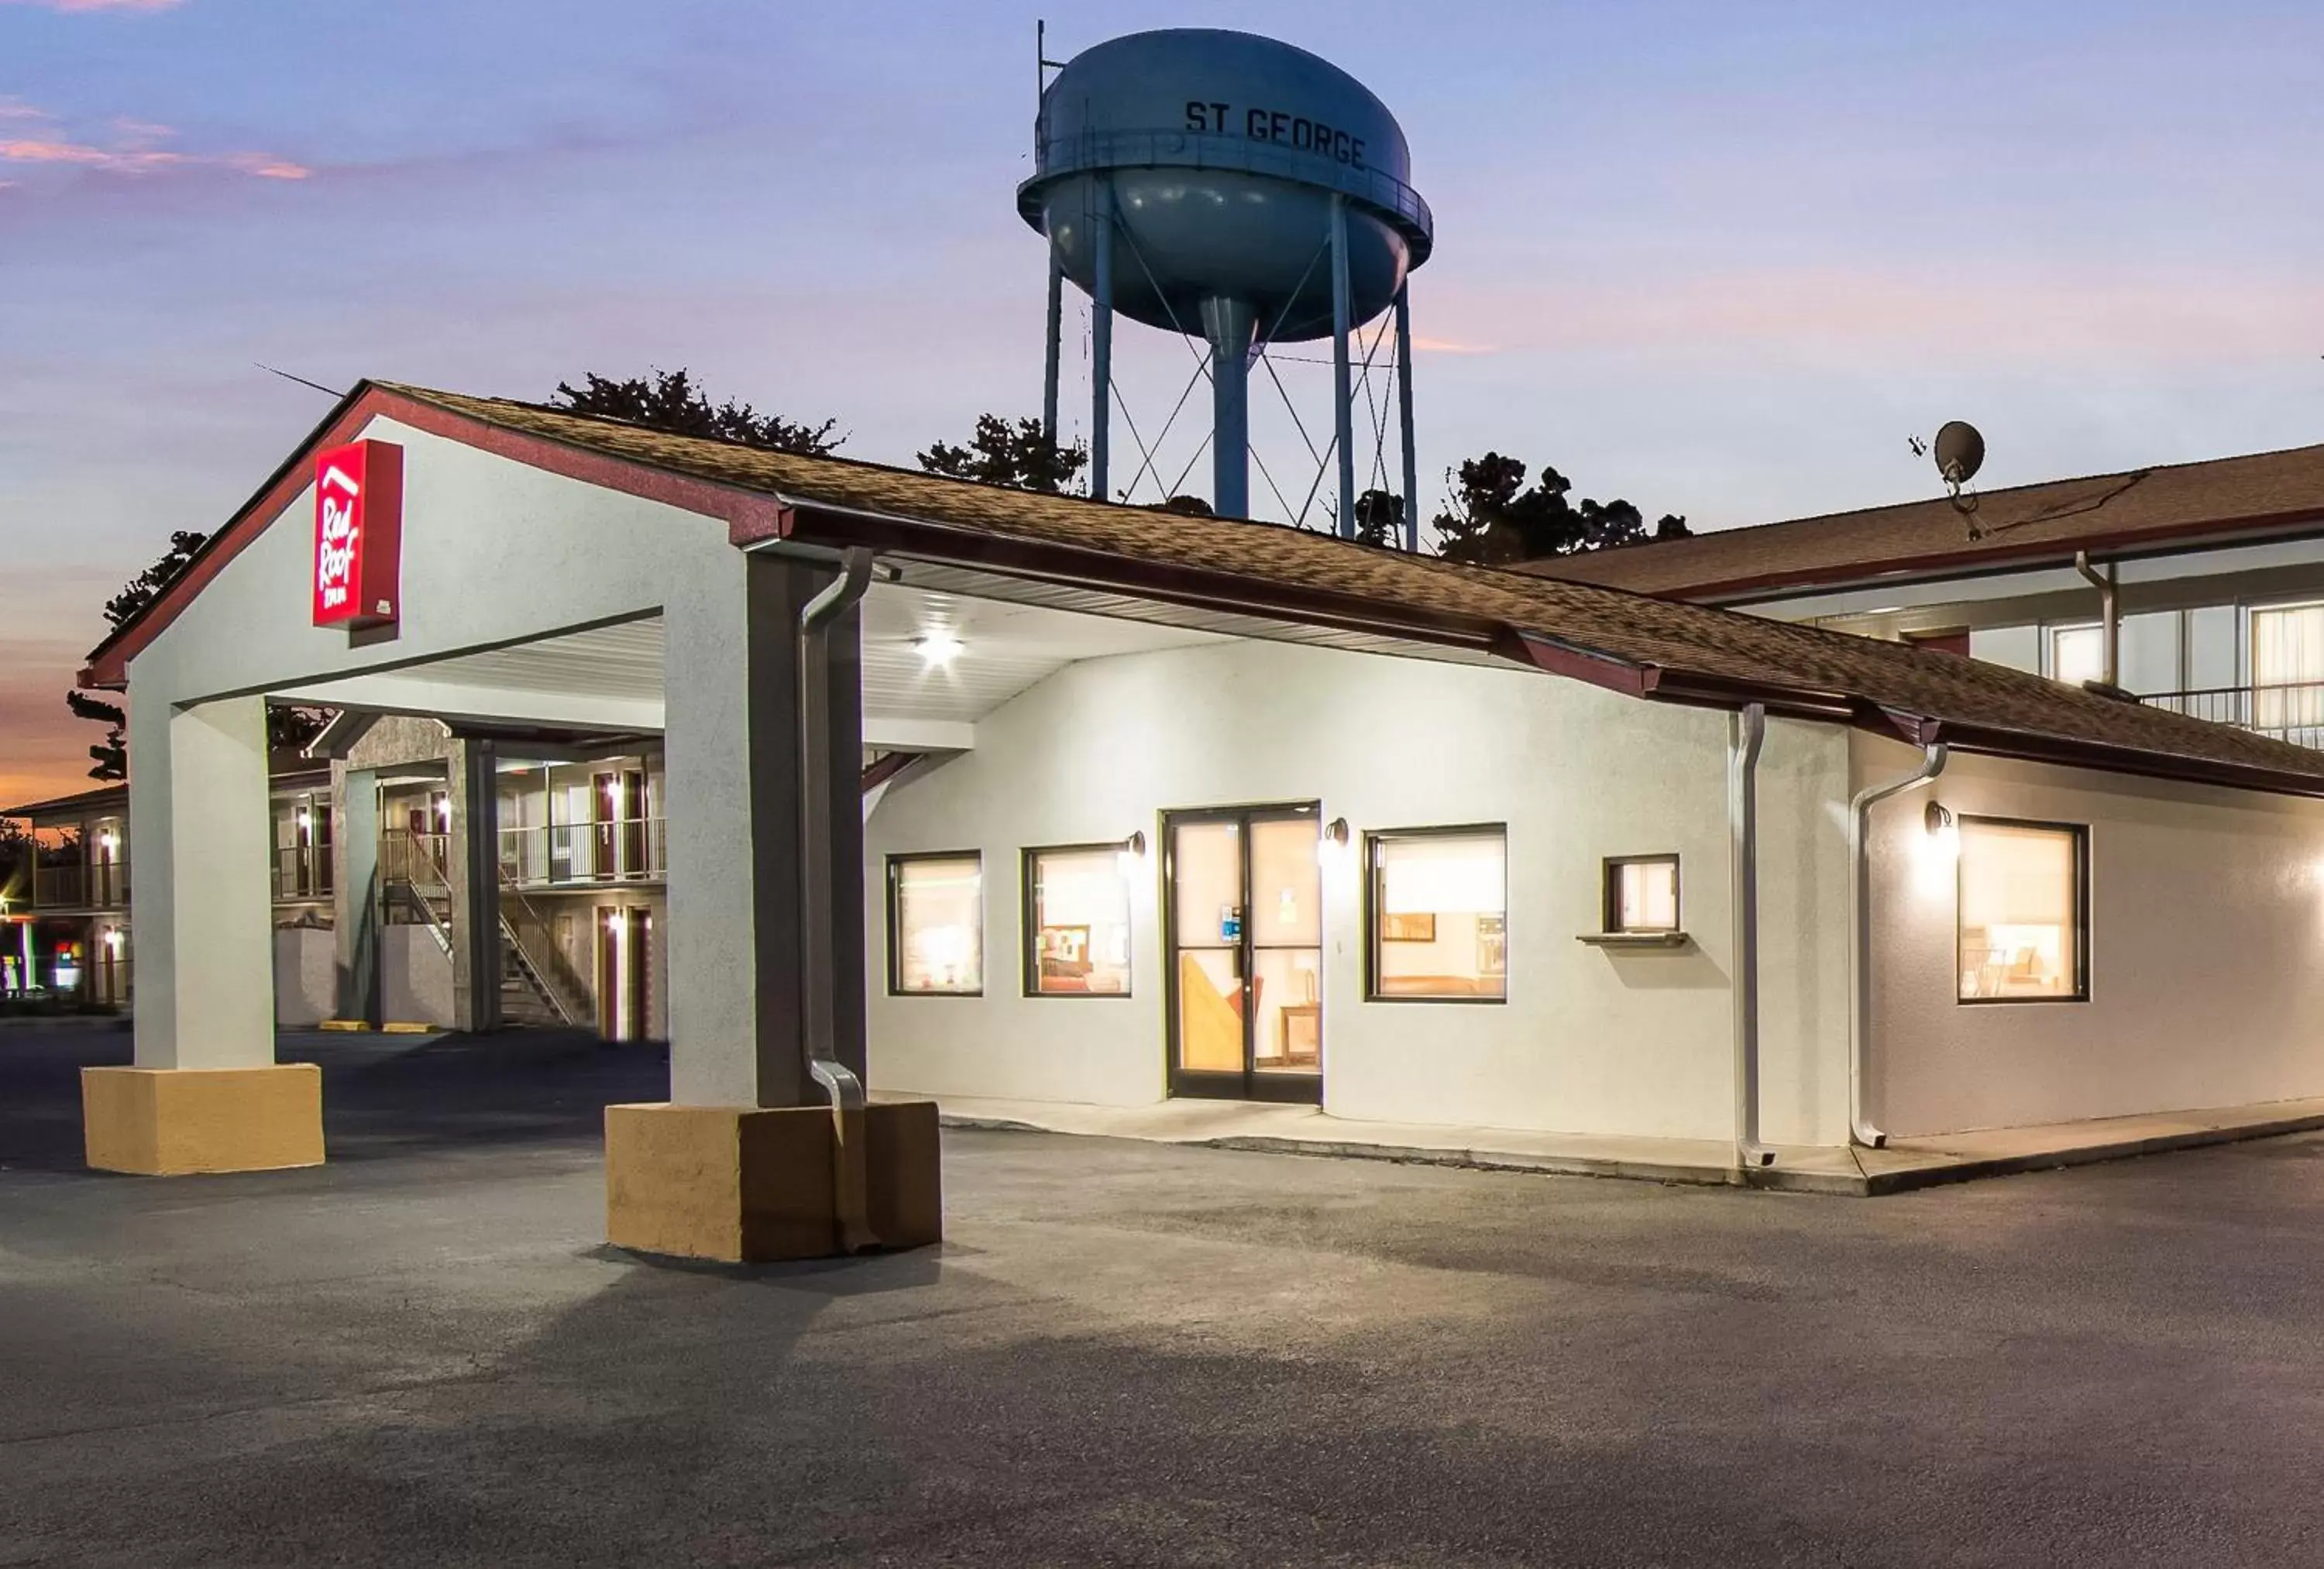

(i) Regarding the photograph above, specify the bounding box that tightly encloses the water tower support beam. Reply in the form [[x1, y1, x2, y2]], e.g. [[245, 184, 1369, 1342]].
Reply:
[[1090, 178, 1115, 502], [1329, 194, 1356, 539], [1394, 282, 1418, 552], [1201, 297, 1255, 520], [1042, 242, 1064, 451]]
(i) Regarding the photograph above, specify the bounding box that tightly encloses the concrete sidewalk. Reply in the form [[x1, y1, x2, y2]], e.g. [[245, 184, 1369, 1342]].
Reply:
[[896, 1090, 2324, 1196]]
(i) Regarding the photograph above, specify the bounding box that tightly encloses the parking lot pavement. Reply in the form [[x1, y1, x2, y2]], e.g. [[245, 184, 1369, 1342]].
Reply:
[[8, 1025, 2324, 1567]]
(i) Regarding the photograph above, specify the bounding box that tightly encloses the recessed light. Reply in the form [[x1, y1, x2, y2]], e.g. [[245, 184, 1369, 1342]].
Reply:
[[916, 632, 963, 667]]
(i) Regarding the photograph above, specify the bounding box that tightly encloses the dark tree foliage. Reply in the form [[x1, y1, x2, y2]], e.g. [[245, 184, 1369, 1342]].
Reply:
[[1431, 454, 1690, 565], [1150, 494, 1215, 517], [552, 369, 844, 455], [918, 414, 1089, 495], [68, 530, 329, 781], [1351, 489, 1405, 548]]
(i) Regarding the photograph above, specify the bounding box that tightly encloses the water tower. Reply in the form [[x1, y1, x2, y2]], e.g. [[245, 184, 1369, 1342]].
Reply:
[[1018, 27, 1434, 541]]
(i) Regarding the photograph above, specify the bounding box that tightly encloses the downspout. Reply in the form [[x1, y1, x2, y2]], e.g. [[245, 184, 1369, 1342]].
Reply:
[[1847, 739, 1948, 1148], [800, 547, 876, 1252], [2073, 550, 2119, 688], [1729, 702, 1774, 1173]]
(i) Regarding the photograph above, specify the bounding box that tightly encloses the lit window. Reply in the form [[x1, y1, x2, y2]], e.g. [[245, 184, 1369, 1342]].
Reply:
[[1958, 819, 2086, 1002], [888, 853, 983, 995], [1367, 826, 1507, 1001], [1604, 855, 1680, 933], [2049, 624, 2104, 688], [1024, 846, 1133, 997], [2249, 603, 2324, 730]]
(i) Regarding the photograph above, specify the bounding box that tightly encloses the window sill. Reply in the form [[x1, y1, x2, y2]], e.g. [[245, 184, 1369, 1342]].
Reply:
[[1576, 931, 1691, 949]]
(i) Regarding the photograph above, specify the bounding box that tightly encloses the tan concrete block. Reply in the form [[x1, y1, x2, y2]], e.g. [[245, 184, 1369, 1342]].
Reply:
[[866, 1100, 944, 1249], [82, 1065, 325, 1176], [605, 1100, 944, 1263]]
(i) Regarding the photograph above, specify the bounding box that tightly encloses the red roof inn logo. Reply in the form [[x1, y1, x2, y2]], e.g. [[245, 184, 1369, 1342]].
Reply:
[[312, 439, 403, 628]]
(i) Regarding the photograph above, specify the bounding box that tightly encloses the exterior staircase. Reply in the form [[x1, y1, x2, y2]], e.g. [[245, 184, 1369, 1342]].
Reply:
[[498, 915, 578, 1028]]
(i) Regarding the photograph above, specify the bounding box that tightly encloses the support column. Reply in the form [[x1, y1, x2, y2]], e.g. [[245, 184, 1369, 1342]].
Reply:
[[448, 737, 501, 1033], [84, 692, 321, 1174], [332, 764, 381, 1025], [1394, 280, 1419, 553], [1329, 194, 1356, 539], [1090, 177, 1114, 503], [608, 551, 938, 1263], [1201, 296, 1256, 520], [1041, 241, 1064, 452]]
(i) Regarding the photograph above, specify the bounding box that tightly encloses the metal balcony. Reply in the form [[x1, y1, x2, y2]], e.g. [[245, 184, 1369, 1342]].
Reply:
[[2140, 682, 2324, 750]]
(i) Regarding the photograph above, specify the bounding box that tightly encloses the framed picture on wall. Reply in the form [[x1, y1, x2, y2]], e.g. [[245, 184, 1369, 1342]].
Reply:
[[1475, 914, 1506, 976], [1381, 911, 1437, 942]]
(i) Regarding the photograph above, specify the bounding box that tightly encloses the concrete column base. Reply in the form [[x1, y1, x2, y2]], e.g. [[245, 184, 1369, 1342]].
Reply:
[[82, 1064, 325, 1175], [605, 1100, 942, 1263]]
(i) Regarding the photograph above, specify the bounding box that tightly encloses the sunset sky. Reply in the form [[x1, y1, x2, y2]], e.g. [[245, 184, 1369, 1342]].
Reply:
[[4, 0, 2321, 803]]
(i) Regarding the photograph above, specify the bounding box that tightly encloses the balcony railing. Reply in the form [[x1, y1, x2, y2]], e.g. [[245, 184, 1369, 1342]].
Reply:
[[2141, 682, 2324, 750], [29, 860, 129, 911], [498, 819, 665, 888]]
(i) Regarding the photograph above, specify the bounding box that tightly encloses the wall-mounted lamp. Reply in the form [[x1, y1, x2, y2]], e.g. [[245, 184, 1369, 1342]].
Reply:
[[605, 913, 624, 936], [916, 631, 964, 668], [104, 929, 124, 953], [1116, 829, 1148, 879], [1325, 817, 1350, 848], [1922, 799, 1961, 865]]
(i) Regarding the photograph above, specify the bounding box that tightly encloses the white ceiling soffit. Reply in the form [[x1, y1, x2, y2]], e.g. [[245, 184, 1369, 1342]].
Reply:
[[278, 582, 1246, 736], [885, 563, 1508, 669]]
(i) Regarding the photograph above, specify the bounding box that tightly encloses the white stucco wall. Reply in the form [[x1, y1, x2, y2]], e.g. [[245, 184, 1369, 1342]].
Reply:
[[381, 925, 456, 1028], [273, 927, 335, 1027], [1861, 735, 2324, 1135], [864, 637, 1854, 1145]]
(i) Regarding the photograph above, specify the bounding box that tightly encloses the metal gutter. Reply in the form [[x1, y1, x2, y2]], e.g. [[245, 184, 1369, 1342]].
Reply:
[[1728, 702, 1773, 1172], [799, 548, 877, 1253], [1848, 737, 1948, 1148]]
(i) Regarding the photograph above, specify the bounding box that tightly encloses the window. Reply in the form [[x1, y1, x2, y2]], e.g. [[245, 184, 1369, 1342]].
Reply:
[[1957, 819, 2086, 1003], [888, 853, 983, 995], [1604, 855, 1680, 933], [1023, 845, 1133, 997], [2049, 623, 2105, 688], [1367, 826, 1507, 1001], [2249, 602, 2324, 731]]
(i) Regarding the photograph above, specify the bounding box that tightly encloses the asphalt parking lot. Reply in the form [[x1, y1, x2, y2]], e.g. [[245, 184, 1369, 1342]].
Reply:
[[7, 1025, 2324, 1567]]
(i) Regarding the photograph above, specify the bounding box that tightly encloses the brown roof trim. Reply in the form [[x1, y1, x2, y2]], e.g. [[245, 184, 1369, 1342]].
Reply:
[[777, 500, 1508, 656], [1662, 503, 2324, 604], [2, 784, 129, 821], [79, 383, 792, 689]]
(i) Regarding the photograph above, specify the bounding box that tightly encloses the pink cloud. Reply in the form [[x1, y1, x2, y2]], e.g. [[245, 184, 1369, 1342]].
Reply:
[[0, 101, 307, 181]]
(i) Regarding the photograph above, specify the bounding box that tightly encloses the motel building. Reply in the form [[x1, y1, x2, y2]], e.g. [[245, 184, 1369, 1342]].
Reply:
[[65, 379, 2324, 1262]]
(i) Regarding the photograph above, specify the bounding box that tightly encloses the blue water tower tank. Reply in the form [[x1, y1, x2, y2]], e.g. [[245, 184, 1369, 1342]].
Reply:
[[1018, 28, 1433, 533]]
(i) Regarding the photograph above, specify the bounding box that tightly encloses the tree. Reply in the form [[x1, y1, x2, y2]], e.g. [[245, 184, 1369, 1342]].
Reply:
[[917, 414, 1088, 495], [67, 528, 329, 781], [1430, 453, 1690, 565], [1351, 489, 1405, 548], [551, 368, 844, 455]]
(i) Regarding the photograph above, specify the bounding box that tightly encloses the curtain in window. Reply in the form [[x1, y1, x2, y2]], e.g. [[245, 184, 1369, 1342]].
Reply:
[[2250, 605, 2324, 731]]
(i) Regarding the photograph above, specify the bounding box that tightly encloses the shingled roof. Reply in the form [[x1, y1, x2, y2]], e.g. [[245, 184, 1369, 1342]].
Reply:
[[1513, 441, 2324, 602], [84, 381, 2324, 801]]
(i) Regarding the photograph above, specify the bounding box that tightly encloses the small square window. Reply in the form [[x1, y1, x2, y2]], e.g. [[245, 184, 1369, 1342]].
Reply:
[[1957, 819, 2086, 1002], [888, 852, 983, 995], [1023, 845, 1133, 997], [1604, 856, 1680, 933], [1366, 826, 1508, 1002]]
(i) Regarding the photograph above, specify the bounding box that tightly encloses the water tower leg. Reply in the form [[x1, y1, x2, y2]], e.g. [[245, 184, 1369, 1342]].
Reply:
[[1329, 194, 1355, 539], [1394, 281, 1418, 552], [1042, 242, 1064, 452], [1091, 178, 1115, 503], [1201, 297, 1255, 519]]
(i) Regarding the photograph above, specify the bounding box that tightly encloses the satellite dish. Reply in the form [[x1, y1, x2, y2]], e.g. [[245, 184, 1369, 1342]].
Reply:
[[1933, 421, 1985, 486]]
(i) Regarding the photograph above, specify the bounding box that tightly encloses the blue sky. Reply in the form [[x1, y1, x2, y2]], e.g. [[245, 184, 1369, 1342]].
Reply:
[[3, 0, 2321, 799]]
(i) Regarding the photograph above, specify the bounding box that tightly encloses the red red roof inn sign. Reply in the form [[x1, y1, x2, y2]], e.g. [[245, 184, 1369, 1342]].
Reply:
[[311, 439, 403, 628]]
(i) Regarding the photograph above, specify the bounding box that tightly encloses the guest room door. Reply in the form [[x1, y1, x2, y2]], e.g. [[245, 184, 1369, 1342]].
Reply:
[[1163, 802, 1325, 1104]]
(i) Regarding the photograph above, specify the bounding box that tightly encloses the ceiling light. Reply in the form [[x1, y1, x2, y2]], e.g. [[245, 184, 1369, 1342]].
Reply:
[[916, 632, 963, 667]]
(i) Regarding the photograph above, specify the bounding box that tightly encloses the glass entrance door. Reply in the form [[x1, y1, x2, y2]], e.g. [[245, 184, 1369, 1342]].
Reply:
[[1165, 803, 1325, 1104]]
